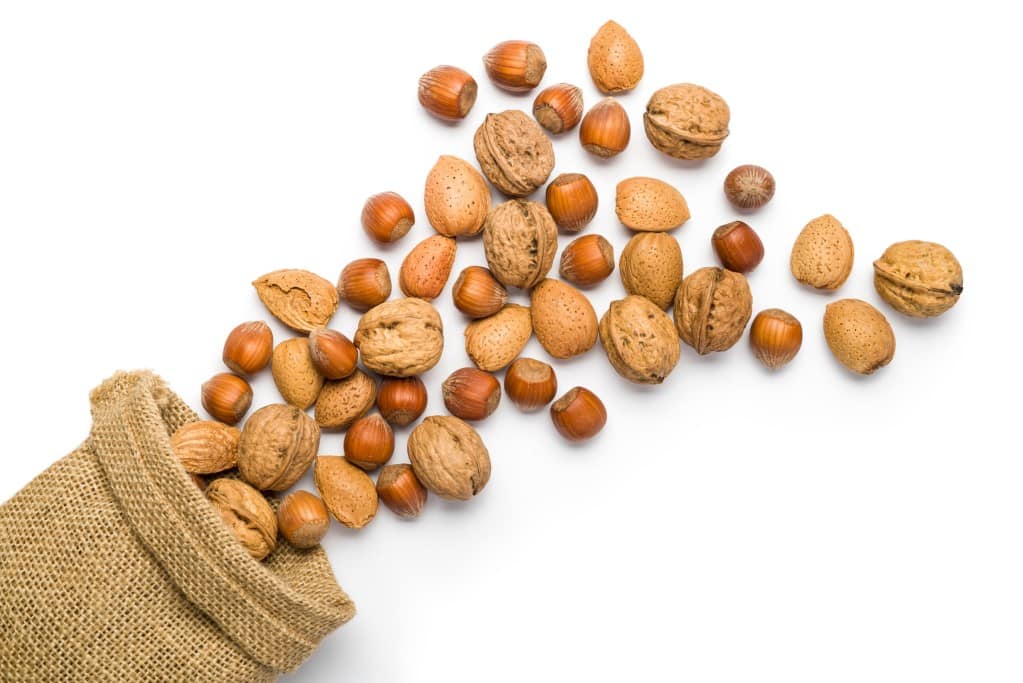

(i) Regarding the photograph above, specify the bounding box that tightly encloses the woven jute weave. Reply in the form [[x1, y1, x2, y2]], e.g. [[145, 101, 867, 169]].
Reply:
[[0, 371, 354, 681]]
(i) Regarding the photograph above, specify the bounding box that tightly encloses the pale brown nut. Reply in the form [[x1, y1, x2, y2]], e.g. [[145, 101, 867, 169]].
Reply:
[[442, 368, 501, 421], [344, 414, 394, 471], [464, 303, 532, 372], [271, 338, 324, 410], [355, 298, 444, 377], [587, 20, 644, 94], [482, 199, 558, 289], [171, 420, 240, 474], [423, 155, 491, 238], [790, 214, 855, 290], [418, 65, 477, 121], [307, 328, 358, 380], [376, 464, 428, 519], [619, 232, 683, 310], [314, 455, 378, 529], [222, 321, 273, 376], [376, 376, 428, 427], [643, 83, 730, 160], [504, 358, 557, 411], [673, 267, 752, 355], [474, 110, 555, 198], [533, 83, 583, 134], [599, 295, 680, 384], [545, 173, 598, 233], [530, 278, 598, 360], [873, 240, 963, 318], [277, 490, 330, 549], [407, 416, 491, 501], [314, 369, 377, 431], [206, 478, 277, 561], [252, 269, 339, 333], [579, 98, 630, 158], [237, 403, 320, 492], [482, 40, 547, 93], [399, 234, 457, 300], [615, 177, 690, 232], [823, 299, 895, 375], [201, 373, 253, 425], [452, 266, 508, 319], [362, 192, 415, 244], [337, 258, 391, 311], [560, 234, 615, 288]]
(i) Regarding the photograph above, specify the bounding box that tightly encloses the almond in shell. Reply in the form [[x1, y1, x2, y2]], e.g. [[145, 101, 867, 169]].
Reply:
[[530, 278, 598, 359], [314, 455, 378, 529], [271, 338, 324, 410], [424, 155, 492, 238], [314, 369, 377, 431], [464, 304, 532, 372], [615, 177, 690, 232], [252, 269, 339, 333], [399, 234, 457, 300]]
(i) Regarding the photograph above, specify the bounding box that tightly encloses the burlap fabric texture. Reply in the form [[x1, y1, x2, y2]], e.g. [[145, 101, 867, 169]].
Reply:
[[0, 371, 354, 681]]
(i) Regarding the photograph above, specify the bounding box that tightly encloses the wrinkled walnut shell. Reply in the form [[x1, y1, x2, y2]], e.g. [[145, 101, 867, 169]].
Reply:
[[873, 240, 963, 318], [482, 200, 559, 290], [407, 416, 491, 501], [474, 110, 555, 197], [237, 404, 320, 492], [599, 296, 680, 384], [643, 83, 730, 160], [673, 267, 752, 354], [354, 298, 444, 377], [206, 478, 278, 561], [619, 232, 683, 310]]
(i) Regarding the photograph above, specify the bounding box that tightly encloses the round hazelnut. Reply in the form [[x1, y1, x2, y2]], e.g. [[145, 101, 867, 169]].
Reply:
[[376, 376, 428, 427], [749, 308, 803, 370], [361, 192, 414, 243], [337, 258, 391, 311], [277, 490, 330, 549], [452, 266, 508, 319], [222, 321, 273, 376], [504, 358, 557, 411], [712, 221, 764, 273], [724, 164, 775, 210], [201, 373, 253, 425], [545, 173, 598, 233], [442, 368, 501, 421], [376, 464, 428, 519], [482, 40, 547, 93], [560, 234, 615, 287], [343, 414, 395, 471], [579, 98, 630, 158], [533, 83, 583, 134], [550, 387, 606, 442], [418, 65, 477, 121], [308, 328, 358, 380]]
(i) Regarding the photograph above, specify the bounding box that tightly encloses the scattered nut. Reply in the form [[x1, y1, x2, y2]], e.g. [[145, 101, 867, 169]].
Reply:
[[206, 478, 277, 561], [271, 338, 324, 410], [530, 278, 598, 359], [237, 403, 320, 492], [362, 192, 415, 244], [277, 490, 330, 549], [399, 234, 457, 300], [314, 456, 379, 529], [673, 267, 753, 355], [615, 177, 690, 232], [873, 240, 963, 318], [376, 464, 428, 519], [252, 269, 339, 333], [533, 83, 583, 134], [307, 328, 358, 380], [344, 414, 395, 471], [418, 65, 477, 121], [724, 165, 775, 210], [482, 40, 546, 93], [355, 298, 444, 377], [712, 220, 764, 273], [171, 420, 240, 474], [377, 376, 429, 427], [545, 173, 598, 233], [619, 232, 683, 310], [790, 214, 855, 290], [644, 83, 730, 160], [587, 20, 644, 94], [314, 369, 377, 431], [749, 308, 803, 370], [407, 416, 491, 501], [222, 321, 273, 376], [452, 266, 508, 319], [599, 295, 680, 384], [504, 358, 557, 411], [823, 299, 895, 375], [482, 199, 558, 290], [464, 303, 532, 371], [550, 387, 606, 442], [560, 234, 615, 287], [442, 368, 501, 421], [579, 97, 630, 158], [424, 155, 491, 238], [337, 258, 391, 311], [474, 110, 555, 197], [201, 373, 253, 425]]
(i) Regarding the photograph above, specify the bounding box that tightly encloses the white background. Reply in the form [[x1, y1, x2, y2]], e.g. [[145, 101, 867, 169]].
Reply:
[[1, 2, 1021, 681]]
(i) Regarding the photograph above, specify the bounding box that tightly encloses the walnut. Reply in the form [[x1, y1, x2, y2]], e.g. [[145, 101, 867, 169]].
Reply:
[[473, 110, 555, 197], [673, 267, 752, 354], [205, 478, 278, 561], [643, 83, 730, 160], [354, 298, 444, 377], [599, 296, 680, 384], [407, 416, 491, 501], [482, 199, 558, 289], [237, 404, 320, 492], [873, 240, 963, 318]]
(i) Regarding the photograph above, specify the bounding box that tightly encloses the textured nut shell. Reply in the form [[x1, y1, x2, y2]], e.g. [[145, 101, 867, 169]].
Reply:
[[271, 338, 324, 410], [873, 240, 963, 317], [237, 404, 320, 492], [314, 370, 377, 431], [464, 304, 532, 372], [314, 456, 378, 529], [252, 269, 339, 333], [823, 299, 896, 374], [473, 111, 556, 197], [206, 478, 277, 561], [619, 232, 683, 309], [482, 199, 558, 289], [399, 235, 457, 300], [424, 156, 491, 238], [530, 279, 598, 359], [355, 298, 444, 377], [407, 416, 491, 501], [171, 421, 240, 474], [587, 20, 644, 94], [673, 267, 753, 354], [790, 214, 855, 290], [643, 83, 730, 160], [599, 296, 680, 384], [615, 177, 690, 231]]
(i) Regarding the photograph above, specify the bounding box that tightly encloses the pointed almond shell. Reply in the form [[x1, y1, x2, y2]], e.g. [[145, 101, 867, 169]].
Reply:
[[315, 456, 378, 529], [399, 235, 457, 300], [464, 304, 532, 371], [587, 20, 644, 94], [253, 269, 339, 333], [615, 177, 690, 232], [271, 338, 324, 409], [424, 155, 491, 237]]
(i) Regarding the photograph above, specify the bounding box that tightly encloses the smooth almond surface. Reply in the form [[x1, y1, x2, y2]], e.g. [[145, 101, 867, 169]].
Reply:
[[615, 177, 690, 232]]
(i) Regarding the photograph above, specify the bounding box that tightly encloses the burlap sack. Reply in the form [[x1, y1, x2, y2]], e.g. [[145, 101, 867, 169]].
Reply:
[[0, 371, 354, 681]]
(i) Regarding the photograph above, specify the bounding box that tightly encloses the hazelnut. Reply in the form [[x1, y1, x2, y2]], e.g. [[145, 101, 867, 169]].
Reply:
[[550, 387, 606, 442], [337, 258, 391, 311], [170, 420, 240, 475], [724, 165, 775, 210], [533, 83, 583, 134], [644, 83, 730, 160], [407, 416, 491, 501], [399, 234, 457, 301], [418, 65, 477, 121], [482, 40, 547, 93], [206, 478, 277, 561], [343, 414, 395, 471], [474, 110, 555, 198], [201, 373, 253, 425], [873, 240, 963, 318], [712, 221, 764, 273], [238, 403, 320, 492], [823, 299, 896, 375], [579, 98, 630, 158], [545, 173, 598, 233], [504, 358, 557, 411], [452, 266, 508, 319], [361, 191, 415, 244], [314, 456, 378, 529], [307, 328, 358, 380], [559, 234, 615, 287], [277, 490, 330, 549], [222, 321, 273, 376], [376, 464, 428, 519], [442, 368, 501, 421], [377, 376, 428, 427], [674, 267, 753, 355], [749, 308, 802, 370]]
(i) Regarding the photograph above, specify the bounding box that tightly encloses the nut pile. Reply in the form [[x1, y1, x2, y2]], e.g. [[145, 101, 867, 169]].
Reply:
[[183, 21, 963, 560]]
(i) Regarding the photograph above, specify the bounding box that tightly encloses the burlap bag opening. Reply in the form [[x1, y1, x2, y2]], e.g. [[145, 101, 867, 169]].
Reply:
[[0, 371, 354, 682]]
